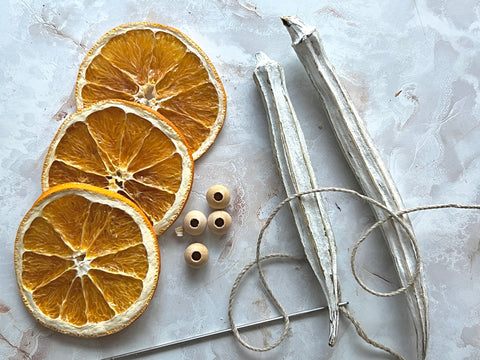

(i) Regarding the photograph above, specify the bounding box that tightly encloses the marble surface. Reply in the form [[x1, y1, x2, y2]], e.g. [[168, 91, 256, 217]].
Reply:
[[1, 0, 480, 359]]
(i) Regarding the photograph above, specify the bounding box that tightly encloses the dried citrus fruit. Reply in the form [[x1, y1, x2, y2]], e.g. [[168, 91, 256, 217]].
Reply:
[[76, 22, 227, 160], [41, 100, 194, 235], [14, 183, 160, 337]]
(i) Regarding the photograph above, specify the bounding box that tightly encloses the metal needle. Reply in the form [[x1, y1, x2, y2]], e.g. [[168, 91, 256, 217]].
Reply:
[[103, 301, 349, 359]]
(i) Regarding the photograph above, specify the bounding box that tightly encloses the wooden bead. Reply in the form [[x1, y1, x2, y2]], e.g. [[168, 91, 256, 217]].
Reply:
[[183, 210, 207, 236], [184, 243, 209, 268], [206, 185, 230, 209], [207, 210, 232, 235]]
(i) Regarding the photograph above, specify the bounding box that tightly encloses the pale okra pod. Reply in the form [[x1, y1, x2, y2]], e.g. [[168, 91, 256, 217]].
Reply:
[[253, 51, 340, 346], [281, 15, 428, 359]]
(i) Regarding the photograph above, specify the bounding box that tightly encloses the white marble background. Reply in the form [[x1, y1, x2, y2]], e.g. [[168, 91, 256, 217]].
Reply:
[[1, 0, 480, 359]]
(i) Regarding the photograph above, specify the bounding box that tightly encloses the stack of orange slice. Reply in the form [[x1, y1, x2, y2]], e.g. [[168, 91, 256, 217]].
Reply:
[[15, 22, 226, 337]]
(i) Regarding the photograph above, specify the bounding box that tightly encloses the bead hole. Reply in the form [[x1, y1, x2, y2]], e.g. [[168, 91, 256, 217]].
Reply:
[[215, 218, 224, 228], [191, 251, 202, 261], [214, 192, 223, 201], [190, 218, 199, 228]]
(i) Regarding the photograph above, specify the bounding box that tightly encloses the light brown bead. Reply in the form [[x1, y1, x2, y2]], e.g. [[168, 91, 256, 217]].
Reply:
[[183, 210, 207, 236], [206, 185, 231, 209], [184, 243, 209, 268], [207, 210, 232, 235]]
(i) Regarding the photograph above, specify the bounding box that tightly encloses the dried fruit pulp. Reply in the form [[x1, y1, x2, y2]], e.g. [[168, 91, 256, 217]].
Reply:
[[15, 183, 160, 337], [42, 100, 193, 235], [76, 23, 227, 160]]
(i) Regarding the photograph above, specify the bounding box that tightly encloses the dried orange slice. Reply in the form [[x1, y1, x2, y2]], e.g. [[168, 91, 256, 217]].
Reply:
[[76, 22, 227, 160], [41, 100, 194, 235], [14, 183, 160, 337]]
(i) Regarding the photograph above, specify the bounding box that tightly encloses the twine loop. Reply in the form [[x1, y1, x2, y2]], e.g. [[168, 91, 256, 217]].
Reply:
[[228, 187, 480, 359]]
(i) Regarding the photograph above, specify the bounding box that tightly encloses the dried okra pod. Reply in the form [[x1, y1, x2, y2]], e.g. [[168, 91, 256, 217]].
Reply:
[[281, 15, 428, 359], [254, 51, 340, 346]]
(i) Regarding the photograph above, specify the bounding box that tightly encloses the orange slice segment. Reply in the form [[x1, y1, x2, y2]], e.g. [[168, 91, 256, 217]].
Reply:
[[42, 100, 194, 235], [88, 269, 143, 314], [90, 244, 148, 279], [14, 183, 160, 337], [76, 22, 227, 160]]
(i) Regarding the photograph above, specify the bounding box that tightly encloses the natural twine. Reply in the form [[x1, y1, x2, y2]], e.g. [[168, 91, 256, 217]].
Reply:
[[228, 187, 480, 359]]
